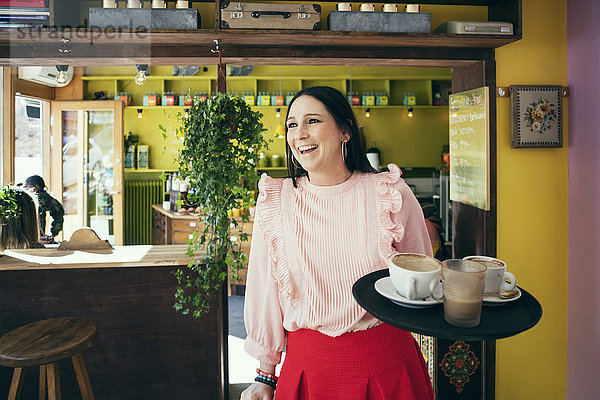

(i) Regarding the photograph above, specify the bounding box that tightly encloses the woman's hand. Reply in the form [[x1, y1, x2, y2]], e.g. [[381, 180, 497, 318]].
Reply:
[[240, 381, 274, 400]]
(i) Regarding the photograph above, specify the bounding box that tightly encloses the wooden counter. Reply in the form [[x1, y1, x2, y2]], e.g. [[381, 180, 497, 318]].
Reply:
[[0, 245, 227, 400], [0, 244, 195, 270]]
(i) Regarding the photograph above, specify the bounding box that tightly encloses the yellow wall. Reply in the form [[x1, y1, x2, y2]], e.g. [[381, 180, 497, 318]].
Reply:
[[495, 0, 568, 398]]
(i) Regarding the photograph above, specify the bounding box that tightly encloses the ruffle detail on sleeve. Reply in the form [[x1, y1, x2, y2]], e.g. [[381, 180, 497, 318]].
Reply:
[[375, 164, 406, 261], [257, 174, 299, 308]]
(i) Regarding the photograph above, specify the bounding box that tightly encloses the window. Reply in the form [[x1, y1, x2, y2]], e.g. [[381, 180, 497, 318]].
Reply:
[[14, 95, 46, 185]]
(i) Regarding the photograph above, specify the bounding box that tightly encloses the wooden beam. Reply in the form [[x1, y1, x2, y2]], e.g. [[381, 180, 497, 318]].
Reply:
[[15, 78, 55, 101], [0, 28, 519, 48], [2, 67, 15, 185], [0, 43, 493, 67]]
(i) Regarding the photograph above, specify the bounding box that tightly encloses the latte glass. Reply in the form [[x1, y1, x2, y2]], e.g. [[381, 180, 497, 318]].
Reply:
[[431, 259, 486, 327]]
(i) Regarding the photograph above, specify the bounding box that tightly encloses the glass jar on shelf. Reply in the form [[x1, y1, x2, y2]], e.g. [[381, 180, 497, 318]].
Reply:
[[181, 91, 193, 106]]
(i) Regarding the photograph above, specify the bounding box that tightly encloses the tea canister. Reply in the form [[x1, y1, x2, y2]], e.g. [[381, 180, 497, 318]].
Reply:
[[360, 3, 375, 12], [127, 0, 142, 8]]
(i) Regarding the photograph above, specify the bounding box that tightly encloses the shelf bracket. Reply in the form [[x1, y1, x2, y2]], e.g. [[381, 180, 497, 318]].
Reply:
[[210, 39, 222, 54], [58, 38, 72, 54]]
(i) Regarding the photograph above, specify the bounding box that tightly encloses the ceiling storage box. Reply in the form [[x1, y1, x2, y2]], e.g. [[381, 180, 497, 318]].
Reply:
[[88, 8, 200, 30], [434, 20, 514, 35], [220, 2, 321, 30], [328, 11, 430, 33]]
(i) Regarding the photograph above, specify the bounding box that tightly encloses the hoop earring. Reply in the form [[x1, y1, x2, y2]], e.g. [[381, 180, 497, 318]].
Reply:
[[342, 141, 348, 162]]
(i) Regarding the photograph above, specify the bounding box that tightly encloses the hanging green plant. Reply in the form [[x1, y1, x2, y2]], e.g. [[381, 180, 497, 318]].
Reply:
[[0, 186, 22, 223], [173, 93, 268, 319]]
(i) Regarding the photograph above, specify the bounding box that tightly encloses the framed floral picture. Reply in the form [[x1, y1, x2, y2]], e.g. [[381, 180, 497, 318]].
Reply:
[[510, 85, 562, 148]]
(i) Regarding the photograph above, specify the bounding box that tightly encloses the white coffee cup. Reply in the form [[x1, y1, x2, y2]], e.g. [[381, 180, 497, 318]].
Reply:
[[388, 253, 441, 300], [463, 255, 517, 294]]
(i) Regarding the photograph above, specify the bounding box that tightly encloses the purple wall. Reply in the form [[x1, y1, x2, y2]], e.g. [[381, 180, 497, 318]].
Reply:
[[567, 0, 600, 398]]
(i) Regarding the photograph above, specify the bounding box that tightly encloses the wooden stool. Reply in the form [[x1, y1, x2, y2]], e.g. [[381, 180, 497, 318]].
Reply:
[[0, 317, 98, 400]]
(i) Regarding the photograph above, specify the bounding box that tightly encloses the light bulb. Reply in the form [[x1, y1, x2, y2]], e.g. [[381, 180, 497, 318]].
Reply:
[[184, 108, 190, 119], [275, 107, 281, 118], [365, 107, 371, 118], [55, 65, 69, 85], [135, 70, 146, 85], [56, 70, 68, 85], [135, 64, 148, 85], [137, 109, 143, 119], [407, 107, 414, 118]]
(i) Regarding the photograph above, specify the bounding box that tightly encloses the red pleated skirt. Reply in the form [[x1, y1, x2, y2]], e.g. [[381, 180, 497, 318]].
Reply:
[[274, 323, 434, 400]]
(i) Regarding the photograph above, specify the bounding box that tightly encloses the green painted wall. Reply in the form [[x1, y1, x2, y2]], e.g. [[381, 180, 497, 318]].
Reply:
[[86, 65, 451, 172]]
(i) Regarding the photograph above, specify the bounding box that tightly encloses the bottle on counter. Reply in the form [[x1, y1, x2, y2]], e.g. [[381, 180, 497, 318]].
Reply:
[[408, 91, 417, 106], [285, 91, 295, 106], [403, 91, 409, 106], [366, 140, 381, 172], [261, 92, 271, 106], [366, 92, 375, 106], [274, 92, 284, 106]]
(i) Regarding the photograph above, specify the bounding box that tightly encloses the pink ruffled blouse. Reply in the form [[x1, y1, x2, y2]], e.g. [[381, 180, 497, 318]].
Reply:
[[244, 164, 433, 365]]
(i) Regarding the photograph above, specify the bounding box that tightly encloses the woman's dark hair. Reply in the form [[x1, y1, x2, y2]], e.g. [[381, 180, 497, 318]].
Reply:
[[285, 86, 376, 186], [0, 188, 39, 250]]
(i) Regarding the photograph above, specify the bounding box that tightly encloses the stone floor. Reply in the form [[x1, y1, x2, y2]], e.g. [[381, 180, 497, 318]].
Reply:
[[228, 295, 253, 400], [228, 295, 285, 400]]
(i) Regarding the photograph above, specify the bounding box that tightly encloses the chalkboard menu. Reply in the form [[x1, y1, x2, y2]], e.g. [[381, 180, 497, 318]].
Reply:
[[449, 87, 490, 211]]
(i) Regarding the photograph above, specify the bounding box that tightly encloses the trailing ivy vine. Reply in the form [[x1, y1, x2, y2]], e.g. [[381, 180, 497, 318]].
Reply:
[[0, 186, 22, 222], [173, 93, 268, 319]]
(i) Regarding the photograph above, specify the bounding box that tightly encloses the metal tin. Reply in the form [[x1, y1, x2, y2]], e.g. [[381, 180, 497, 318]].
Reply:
[[337, 3, 352, 11], [127, 0, 142, 8], [405, 4, 420, 13], [360, 3, 375, 12], [382, 4, 397, 12]]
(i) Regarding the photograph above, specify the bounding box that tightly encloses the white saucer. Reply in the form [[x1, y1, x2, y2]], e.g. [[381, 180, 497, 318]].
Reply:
[[483, 287, 522, 306], [374, 277, 442, 309]]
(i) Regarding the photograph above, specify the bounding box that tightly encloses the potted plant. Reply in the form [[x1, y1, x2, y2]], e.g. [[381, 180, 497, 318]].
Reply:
[[171, 93, 269, 319]]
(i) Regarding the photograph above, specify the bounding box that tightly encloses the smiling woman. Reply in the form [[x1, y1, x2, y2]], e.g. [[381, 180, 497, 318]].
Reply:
[[284, 86, 376, 187], [241, 86, 435, 400]]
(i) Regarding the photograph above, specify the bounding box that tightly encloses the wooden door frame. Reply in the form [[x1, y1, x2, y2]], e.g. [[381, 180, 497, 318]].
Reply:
[[50, 100, 125, 245], [449, 56, 497, 400], [4, 56, 498, 399]]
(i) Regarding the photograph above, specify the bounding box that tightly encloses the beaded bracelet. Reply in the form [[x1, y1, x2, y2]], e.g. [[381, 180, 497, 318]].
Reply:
[[254, 375, 277, 390], [256, 368, 278, 381]]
